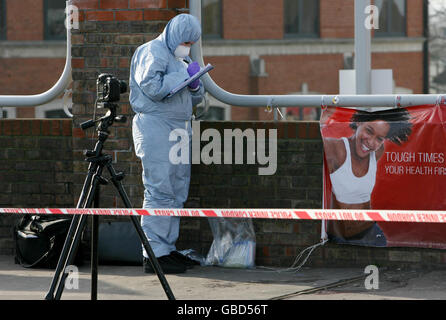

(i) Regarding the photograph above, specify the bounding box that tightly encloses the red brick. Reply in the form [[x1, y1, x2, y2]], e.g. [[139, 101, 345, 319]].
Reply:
[[307, 123, 320, 139], [0, 58, 66, 96], [86, 11, 115, 21], [71, 0, 99, 10], [101, 58, 111, 67], [99, 0, 128, 9], [12, 121, 21, 136], [31, 121, 41, 136], [130, 0, 167, 9], [277, 122, 285, 139], [320, 0, 354, 38], [72, 58, 85, 69], [293, 224, 299, 233], [262, 246, 270, 257], [297, 123, 307, 139], [119, 57, 130, 68], [115, 10, 144, 21], [51, 120, 61, 136], [71, 34, 84, 45], [7, 0, 43, 40], [62, 120, 72, 136], [223, 0, 283, 39], [42, 120, 51, 136], [72, 128, 86, 138], [78, 11, 85, 22], [3, 121, 12, 135], [287, 122, 297, 139], [406, 0, 424, 37], [21, 120, 32, 136], [168, 0, 186, 8], [143, 9, 176, 21]]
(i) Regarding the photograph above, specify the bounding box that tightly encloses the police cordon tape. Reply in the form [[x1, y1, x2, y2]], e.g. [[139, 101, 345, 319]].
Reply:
[[0, 208, 446, 223]]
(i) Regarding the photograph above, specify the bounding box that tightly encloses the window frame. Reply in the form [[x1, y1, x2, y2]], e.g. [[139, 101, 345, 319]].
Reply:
[[284, 0, 320, 39], [35, 98, 71, 119], [43, 0, 66, 41], [0, 0, 6, 40], [374, 0, 407, 38], [201, 0, 223, 39]]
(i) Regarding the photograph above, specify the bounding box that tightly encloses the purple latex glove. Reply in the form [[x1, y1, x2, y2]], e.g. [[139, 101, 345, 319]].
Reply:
[[187, 61, 200, 90]]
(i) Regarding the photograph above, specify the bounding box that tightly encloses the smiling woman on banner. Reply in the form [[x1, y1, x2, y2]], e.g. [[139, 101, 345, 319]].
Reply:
[[321, 107, 413, 246]]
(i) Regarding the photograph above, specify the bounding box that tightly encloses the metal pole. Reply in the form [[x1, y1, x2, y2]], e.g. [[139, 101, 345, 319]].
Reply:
[[355, 0, 371, 95]]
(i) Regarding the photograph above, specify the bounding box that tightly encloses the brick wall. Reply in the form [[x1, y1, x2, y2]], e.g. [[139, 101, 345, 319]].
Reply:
[[406, 0, 424, 37], [6, 0, 44, 41], [0, 119, 74, 255], [319, 0, 355, 38], [223, 0, 283, 39], [0, 118, 445, 268], [70, 0, 189, 209], [176, 121, 446, 269], [221, 0, 425, 40], [0, 0, 438, 269], [176, 121, 324, 266]]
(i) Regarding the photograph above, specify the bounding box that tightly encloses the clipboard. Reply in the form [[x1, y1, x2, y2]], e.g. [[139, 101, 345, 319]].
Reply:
[[166, 63, 214, 98]]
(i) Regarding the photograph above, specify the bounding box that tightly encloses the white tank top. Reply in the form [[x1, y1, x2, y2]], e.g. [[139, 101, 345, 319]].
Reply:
[[329, 137, 377, 204]]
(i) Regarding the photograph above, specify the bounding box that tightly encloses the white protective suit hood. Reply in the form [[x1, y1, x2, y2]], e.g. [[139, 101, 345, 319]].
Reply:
[[161, 14, 202, 56]]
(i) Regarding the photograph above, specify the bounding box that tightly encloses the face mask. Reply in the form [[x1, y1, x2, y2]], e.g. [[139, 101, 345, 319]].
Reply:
[[174, 45, 190, 58]]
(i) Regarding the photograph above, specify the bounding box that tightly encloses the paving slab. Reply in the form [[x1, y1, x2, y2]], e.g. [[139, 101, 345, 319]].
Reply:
[[0, 255, 445, 301]]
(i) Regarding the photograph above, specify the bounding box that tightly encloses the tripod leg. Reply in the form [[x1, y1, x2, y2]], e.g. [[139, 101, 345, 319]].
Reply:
[[91, 187, 100, 300], [53, 166, 104, 300], [54, 214, 89, 300], [45, 164, 98, 300], [129, 216, 175, 300], [106, 163, 176, 300], [45, 215, 81, 300]]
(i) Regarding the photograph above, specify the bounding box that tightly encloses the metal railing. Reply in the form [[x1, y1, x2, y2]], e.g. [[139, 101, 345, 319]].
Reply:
[[190, 0, 441, 108]]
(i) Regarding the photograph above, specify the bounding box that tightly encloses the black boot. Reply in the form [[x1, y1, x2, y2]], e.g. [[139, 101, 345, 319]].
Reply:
[[169, 251, 200, 268], [143, 255, 187, 274]]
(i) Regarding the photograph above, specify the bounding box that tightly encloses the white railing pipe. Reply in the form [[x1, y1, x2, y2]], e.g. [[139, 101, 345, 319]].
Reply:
[[190, 0, 441, 108]]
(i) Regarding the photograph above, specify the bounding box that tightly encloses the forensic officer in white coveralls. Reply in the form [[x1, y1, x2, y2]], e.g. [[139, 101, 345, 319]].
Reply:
[[130, 14, 204, 274]]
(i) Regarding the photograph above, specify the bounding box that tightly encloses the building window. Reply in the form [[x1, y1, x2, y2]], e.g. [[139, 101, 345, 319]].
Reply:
[[202, 0, 222, 38], [284, 0, 319, 38], [44, 0, 66, 40], [0, 107, 17, 119], [374, 0, 406, 37], [35, 99, 72, 119], [0, 0, 6, 40]]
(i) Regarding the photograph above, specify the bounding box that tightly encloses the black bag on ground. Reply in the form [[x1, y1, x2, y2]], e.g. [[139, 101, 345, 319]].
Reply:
[[98, 221, 142, 265], [13, 214, 83, 269]]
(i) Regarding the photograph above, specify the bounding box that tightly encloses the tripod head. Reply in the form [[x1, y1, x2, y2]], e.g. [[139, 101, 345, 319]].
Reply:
[[79, 102, 127, 159], [80, 102, 126, 134]]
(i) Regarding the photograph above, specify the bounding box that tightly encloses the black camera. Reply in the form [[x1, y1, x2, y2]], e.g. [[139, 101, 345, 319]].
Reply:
[[96, 73, 127, 103]]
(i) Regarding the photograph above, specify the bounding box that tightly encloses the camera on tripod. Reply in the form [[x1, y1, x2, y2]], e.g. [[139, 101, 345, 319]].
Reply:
[[80, 73, 128, 131], [96, 73, 128, 104]]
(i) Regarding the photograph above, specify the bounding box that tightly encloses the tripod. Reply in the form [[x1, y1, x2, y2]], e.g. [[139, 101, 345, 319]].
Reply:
[[45, 103, 175, 300]]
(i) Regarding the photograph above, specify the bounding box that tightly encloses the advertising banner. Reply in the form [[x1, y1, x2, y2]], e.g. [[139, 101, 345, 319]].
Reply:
[[321, 104, 446, 248]]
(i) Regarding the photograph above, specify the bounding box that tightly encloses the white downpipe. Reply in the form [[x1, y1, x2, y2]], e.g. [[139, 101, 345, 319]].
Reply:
[[0, 1, 72, 108], [190, 0, 442, 108]]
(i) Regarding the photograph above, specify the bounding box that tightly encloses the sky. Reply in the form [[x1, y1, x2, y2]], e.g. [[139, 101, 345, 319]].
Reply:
[[430, 0, 446, 13]]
